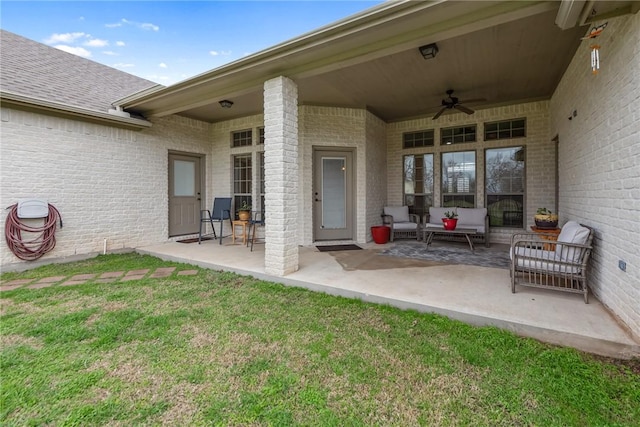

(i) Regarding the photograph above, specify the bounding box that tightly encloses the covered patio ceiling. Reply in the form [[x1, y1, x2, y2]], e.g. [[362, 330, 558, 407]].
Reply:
[[119, 0, 635, 124]]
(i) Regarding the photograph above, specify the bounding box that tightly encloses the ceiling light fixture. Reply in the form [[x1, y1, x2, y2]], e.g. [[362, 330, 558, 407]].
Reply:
[[419, 43, 438, 59], [219, 100, 233, 108]]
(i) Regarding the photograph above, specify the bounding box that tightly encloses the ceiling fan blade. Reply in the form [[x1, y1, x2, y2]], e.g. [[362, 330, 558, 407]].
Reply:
[[432, 107, 446, 120], [455, 104, 475, 115]]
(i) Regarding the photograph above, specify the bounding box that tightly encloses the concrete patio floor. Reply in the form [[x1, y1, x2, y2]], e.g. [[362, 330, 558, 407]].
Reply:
[[138, 238, 639, 360]]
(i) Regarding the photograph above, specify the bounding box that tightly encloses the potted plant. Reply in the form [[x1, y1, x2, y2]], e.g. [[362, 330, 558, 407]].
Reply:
[[534, 207, 558, 229], [442, 210, 458, 230], [237, 201, 251, 221]]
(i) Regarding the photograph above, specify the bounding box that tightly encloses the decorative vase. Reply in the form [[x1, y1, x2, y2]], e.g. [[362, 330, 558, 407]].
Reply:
[[534, 214, 558, 229], [238, 210, 251, 221], [442, 218, 458, 230]]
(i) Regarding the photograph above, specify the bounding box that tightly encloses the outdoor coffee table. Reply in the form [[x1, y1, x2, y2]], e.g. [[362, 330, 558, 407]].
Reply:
[[423, 226, 477, 251]]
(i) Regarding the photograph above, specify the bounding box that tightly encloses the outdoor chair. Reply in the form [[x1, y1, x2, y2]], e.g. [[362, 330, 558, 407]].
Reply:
[[246, 211, 265, 251], [199, 197, 232, 245], [381, 206, 421, 242], [510, 221, 594, 303]]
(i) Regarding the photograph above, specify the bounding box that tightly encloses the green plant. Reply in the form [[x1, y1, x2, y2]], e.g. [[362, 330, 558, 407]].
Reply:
[[536, 207, 553, 215], [444, 210, 458, 219], [237, 201, 251, 211]]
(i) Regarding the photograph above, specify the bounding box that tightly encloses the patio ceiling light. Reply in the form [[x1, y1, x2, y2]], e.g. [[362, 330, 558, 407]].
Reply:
[[419, 43, 438, 59], [219, 100, 233, 108]]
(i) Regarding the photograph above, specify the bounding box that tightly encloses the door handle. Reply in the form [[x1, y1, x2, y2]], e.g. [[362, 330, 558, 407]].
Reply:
[[315, 198, 321, 202]]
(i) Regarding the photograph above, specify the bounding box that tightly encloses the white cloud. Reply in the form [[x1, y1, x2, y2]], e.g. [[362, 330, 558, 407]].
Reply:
[[159, 63, 168, 68], [209, 50, 231, 57], [45, 32, 86, 44], [112, 62, 135, 68], [54, 45, 92, 58], [102, 51, 118, 56], [120, 18, 159, 31], [116, 41, 126, 47], [140, 23, 159, 31], [84, 39, 109, 47], [105, 22, 122, 28]]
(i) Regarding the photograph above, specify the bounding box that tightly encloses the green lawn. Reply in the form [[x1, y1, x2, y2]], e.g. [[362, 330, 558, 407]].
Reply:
[[1, 253, 638, 426]]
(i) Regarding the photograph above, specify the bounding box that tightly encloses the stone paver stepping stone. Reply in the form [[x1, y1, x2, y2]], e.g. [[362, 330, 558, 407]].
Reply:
[[100, 271, 124, 279], [60, 280, 87, 287], [150, 267, 176, 278], [70, 273, 96, 281], [1, 283, 26, 291], [126, 269, 150, 276], [95, 278, 118, 284], [27, 282, 56, 289], [2, 279, 34, 287], [177, 270, 198, 276], [35, 276, 66, 284]]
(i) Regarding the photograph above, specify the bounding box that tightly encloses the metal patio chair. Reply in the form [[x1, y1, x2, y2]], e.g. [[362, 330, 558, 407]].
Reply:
[[246, 211, 265, 251], [199, 197, 232, 245]]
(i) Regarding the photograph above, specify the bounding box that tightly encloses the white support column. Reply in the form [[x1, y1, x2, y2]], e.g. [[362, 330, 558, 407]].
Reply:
[[263, 76, 299, 276]]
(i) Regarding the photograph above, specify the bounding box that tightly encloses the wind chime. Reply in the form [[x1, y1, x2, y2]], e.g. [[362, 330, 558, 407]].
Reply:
[[582, 22, 607, 75]]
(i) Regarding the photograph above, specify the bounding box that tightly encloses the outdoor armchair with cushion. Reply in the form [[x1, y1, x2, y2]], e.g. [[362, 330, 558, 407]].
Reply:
[[381, 206, 421, 242], [510, 221, 594, 303]]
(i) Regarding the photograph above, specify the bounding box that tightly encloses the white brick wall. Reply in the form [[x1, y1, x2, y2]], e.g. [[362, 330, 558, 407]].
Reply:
[[263, 76, 299, 276], [387, 101, 553, 244], [550, 13, 640, 337], [365, 112, 388, 240], [298, 105, 368, 245], [0, 109, 211, 268]]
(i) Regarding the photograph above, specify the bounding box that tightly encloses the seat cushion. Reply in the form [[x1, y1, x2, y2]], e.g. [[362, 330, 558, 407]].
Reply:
[[393, 222, 418, 231], [457, 208, 487, 226], [384, 206, 410, 223], [512, 246, 581, 274], [555, 221, 590, 262], [428, 207, 453, 225]]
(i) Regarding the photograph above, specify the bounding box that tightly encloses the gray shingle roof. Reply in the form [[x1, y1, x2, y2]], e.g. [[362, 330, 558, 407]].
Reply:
[[0, 29, 160, 114]]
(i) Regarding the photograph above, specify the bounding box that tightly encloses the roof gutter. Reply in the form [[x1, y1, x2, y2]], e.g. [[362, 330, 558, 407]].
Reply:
[[1, 91, 152, 129]]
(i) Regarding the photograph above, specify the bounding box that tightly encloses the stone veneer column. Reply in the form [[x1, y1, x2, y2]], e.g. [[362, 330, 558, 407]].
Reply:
[[263, 76, 299, 276]]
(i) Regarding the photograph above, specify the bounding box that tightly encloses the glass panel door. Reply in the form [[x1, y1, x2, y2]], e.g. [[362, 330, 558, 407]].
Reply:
[[321, 157, 346, 229]]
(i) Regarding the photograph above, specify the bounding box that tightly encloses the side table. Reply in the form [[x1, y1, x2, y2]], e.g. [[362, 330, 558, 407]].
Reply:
[[530, 226, 561, 250], [232, 220, 249, 245]]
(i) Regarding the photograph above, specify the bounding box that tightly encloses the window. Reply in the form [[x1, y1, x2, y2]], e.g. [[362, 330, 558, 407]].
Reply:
[[403, 130, 434, 149], [441, 125, 476, 145], [403, 154, 434, 217], [232, 129, 252, 148], [442, 151, 476, 207], [233, 154, 252, 215], [485, 147, 525, 227], [484, 118, 526, 140], [258, 127, 265, 145]]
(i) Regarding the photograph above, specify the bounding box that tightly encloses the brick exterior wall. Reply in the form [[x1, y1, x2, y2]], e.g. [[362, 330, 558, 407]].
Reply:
[[550, 13, 640, 337], [387, 100, 553, 244], [365, 111, 388, 240], [298, 105, 368, 245], [0, 108, 211, 268], [263, 76, 299, 276]]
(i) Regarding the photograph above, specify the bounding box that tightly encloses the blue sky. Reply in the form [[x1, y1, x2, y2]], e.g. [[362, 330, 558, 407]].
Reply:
[[1, 1, 382, 85]]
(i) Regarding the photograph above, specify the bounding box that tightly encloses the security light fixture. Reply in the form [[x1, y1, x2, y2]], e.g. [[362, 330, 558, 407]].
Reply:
[[419, 43, 438, 59], [219, 100, 233, 108]]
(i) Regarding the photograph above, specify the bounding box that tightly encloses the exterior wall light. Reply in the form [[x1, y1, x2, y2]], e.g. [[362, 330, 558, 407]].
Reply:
[[419, 43, 439, 59], [219, 100, 233, 108]]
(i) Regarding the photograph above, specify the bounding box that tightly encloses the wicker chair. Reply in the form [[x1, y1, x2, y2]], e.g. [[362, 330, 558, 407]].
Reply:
[[510, 221, 594, 303], [381, 206, 421, 242]]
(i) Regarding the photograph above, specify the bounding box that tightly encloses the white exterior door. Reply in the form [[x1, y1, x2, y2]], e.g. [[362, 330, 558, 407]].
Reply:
[[313, 149, 354, 241]]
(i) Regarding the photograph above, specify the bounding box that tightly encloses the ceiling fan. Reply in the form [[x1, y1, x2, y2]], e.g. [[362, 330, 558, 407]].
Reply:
[[432, 89, 476, 120]]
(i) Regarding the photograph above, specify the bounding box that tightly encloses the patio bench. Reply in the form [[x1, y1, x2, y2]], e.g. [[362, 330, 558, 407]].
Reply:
[[424, 207, 489, 247]]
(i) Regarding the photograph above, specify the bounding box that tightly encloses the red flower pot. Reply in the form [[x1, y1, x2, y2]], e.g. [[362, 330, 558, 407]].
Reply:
[[371, 225, 390, 244], [442, 218, 458, 230]]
